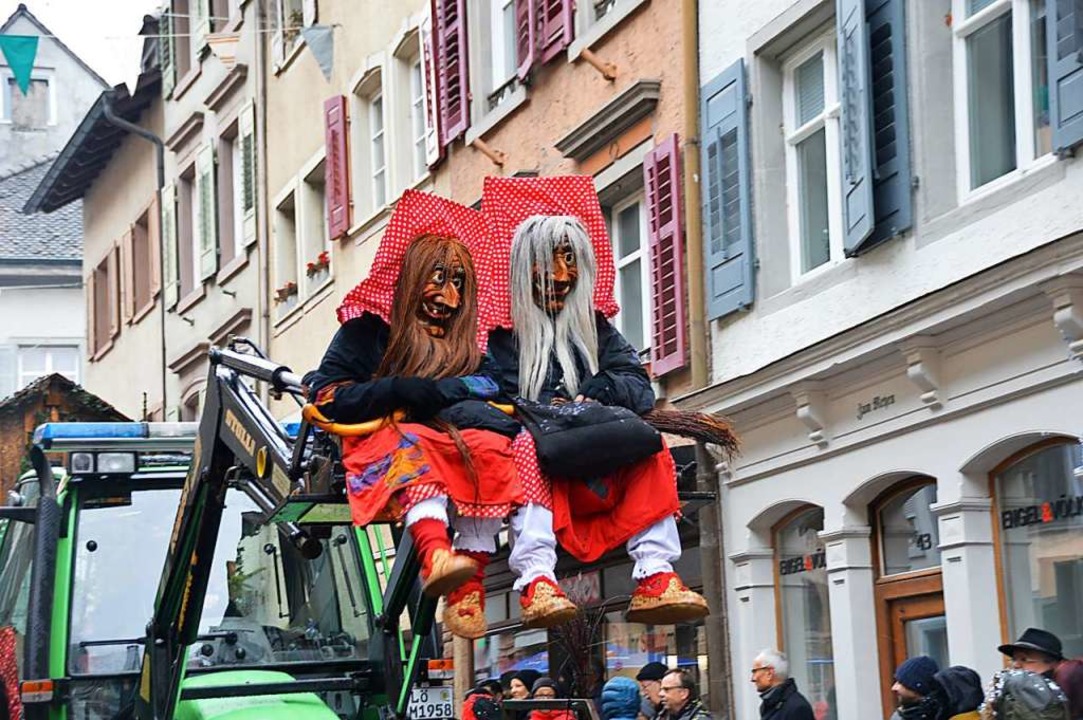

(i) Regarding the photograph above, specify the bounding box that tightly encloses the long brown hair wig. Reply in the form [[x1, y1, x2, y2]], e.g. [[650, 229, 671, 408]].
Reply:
[[375, 234, 482, 380]]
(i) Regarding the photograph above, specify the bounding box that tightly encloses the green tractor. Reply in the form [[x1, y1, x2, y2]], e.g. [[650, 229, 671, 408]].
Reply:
[[0, 342, 452, 720]]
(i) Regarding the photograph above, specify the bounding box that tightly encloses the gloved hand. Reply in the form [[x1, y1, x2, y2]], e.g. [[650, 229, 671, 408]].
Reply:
[[576, 373, 611, 403], [433, 375, 500, 404], [392, 377, 446, 418]]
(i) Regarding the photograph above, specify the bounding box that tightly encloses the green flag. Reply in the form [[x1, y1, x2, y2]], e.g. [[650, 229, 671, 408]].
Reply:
[[0, 35, 40, 95]]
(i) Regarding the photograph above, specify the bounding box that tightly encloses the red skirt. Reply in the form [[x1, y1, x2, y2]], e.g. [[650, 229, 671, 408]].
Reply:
[[342, 424, 521, 527], [513, 431, 680, 563]]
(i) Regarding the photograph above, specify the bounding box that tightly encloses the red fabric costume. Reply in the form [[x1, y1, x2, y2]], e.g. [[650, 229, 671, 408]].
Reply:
[[331, 190, 520, 527], [479, 176, 680, 563]]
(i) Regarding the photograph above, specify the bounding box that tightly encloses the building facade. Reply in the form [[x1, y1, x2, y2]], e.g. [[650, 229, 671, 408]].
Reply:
[[690, 1, 1083, 719], [0, 5, 109, 403], [27, 3, 265, 423], [0, 5, 108, 173]]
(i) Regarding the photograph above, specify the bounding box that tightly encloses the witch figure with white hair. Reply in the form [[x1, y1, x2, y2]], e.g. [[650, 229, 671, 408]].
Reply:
[[479, 175, 710, 627]]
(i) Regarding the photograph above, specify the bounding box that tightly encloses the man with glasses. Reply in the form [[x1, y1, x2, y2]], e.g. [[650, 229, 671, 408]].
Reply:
[[751, 650, 814, 720], [998, 628, 1066, 679], [656, 669, 709, 720]]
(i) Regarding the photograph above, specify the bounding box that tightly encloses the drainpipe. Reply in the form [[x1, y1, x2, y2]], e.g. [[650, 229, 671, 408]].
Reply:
[[682, 0, 707, 390], [103, 94, 168, 418], [681, 1, 733, 718], [255, 0, 272, 402]]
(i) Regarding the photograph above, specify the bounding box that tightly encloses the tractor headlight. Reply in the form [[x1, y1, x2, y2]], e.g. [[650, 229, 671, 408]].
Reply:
[[96, 453, 136, 474]]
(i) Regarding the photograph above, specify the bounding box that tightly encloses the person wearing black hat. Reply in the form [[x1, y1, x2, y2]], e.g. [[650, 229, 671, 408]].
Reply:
[[636, 662, 668, 719], [998, 628, 1065, 679]]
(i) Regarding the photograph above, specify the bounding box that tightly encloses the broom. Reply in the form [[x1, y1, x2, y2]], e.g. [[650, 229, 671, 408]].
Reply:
[[642, 408, 740, 458]]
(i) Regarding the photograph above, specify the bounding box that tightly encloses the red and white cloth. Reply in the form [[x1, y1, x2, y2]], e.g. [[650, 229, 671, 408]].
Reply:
[[336, 189, 493, 350], [478, 175, 620, 336], [0, 625, 22, 720]]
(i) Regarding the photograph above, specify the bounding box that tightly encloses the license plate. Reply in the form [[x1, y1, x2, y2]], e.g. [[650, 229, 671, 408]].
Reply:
[[408, 686, 453, 719]]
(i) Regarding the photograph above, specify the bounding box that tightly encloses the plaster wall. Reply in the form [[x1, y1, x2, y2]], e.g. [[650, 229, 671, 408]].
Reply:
[[719, 296, 1083, 720], [263, 0, 435, 419], [0, 14, 107, 172], [82, 100, 165, 419], [0, 285, 82, 348], [696, 0, 1083, 386]]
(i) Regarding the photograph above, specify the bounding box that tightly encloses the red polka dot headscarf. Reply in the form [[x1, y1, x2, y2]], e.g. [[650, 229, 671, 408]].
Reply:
[[478, 175, 619, 332], [336, 190, 491, 345]]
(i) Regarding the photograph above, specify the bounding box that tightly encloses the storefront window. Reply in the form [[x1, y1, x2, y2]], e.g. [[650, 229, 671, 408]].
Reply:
[[776, 507, 835, 720], [474, 626, 550, 681], [879, 483, 941, 576], [996, 441, 1083, 658], [603, 614, 708, 690]]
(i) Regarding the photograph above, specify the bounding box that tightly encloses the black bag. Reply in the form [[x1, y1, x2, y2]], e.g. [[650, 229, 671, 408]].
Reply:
[[514, 398, 663, 478]]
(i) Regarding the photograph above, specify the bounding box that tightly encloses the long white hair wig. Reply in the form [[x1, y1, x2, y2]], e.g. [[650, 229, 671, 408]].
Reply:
[[510, 215, 600, 401]]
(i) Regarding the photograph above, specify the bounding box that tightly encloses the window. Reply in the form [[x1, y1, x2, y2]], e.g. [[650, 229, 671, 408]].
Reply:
[[272, 0, 306, 66], [350, 70, 385, 220], [217, 127, 245, 268], [300, 160, 329, 296], [410, 58, 427, 180], [273, 190, 299, 318], [610, 196, 650, 353], [370, 93, 387, 209], [775, 507, 835, 720], [2, 75, 53, 128], [89, 250, 118, 356], [172, 0, 192, 79], [783, 36, 843, 278], [0, 513, 36, 681], [128, 207, 158, 319], [177, 165, 197, 298], [878, 483, 941, 576], [996, 441, 1083, 658], [17, 345, 79, 388], [953, 0, 1051, 192], [211, 0, 230, 30], [467, 0, 522, 121]]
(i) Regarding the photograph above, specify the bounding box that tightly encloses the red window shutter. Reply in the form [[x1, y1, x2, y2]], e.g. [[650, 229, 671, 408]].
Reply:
[[515, 0, 536, 81], [538, 0, 573, 64], [643, 133, 687, 377], [433, 0, 470, 146], [86, 273, 96, 358], [324, 95, 350, 240]]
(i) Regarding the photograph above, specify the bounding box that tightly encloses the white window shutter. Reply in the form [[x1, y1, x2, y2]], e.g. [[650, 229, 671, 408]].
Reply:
[[161, 183, 179, 308], [193, 0, 211, 50], [160, 2, 175, 97], [303, 0, 317, 26], [420, 13, 443, 167], [240, 101, 258, 247], [196, 145, 219, 280]]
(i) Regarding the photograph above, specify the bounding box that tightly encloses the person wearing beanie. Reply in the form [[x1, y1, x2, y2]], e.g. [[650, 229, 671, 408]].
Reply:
[[891, 656, 945, 720], [602, 676, 643, 720], [636, 662, 668, 719], [529, 677, 575, 720]]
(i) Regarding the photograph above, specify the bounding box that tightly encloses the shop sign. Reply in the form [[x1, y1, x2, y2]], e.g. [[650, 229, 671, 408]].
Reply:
[[857, 394, 895, 420], [1001, 495, 1083, 529], [778, 550, 827, 576]]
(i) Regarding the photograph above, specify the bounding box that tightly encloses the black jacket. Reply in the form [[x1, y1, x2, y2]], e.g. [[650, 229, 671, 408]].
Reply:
[[759, 679, 815, 720], [303, 312, 519, 437], [487, 312, 654, 413]]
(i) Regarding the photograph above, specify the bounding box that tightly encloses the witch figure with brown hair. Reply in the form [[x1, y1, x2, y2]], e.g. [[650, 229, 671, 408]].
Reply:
[[479, 176, 709, 628], [303, 190, 522, 639]]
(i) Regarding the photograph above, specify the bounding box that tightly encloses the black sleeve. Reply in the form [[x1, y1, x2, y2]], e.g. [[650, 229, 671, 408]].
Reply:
[[302, 314, 401, 423], [577, 314, 655, 414], [485, 328, 522, 399]]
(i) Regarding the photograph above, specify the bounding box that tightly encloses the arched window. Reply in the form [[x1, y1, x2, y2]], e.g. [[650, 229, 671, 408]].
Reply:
[[775, 507, 834, 720], [995, 441, 1083, 658], [878, 482, 941, 576]]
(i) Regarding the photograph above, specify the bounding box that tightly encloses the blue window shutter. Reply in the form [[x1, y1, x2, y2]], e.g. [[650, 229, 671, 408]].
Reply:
[[838, 0, 875, 256], [863, 0, 912, 250], [1047, 0, 1083, 155], [701, 59, 753, 321]]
